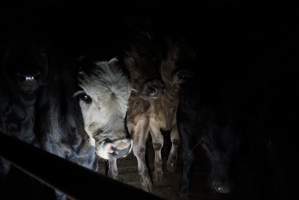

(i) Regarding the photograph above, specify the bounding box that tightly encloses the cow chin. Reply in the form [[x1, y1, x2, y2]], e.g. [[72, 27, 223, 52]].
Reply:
[[96, 138, 133, 160]]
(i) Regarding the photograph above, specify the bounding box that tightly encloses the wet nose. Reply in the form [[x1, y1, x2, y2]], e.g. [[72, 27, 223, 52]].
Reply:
[[97, 138, 132, 160], [111, 138, 132, 158], [212, 181, 231, 194]]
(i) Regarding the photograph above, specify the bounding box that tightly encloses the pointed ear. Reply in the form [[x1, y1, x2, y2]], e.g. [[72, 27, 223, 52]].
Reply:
[[108, 57, 119, 66], [75, 56, 89, 74]]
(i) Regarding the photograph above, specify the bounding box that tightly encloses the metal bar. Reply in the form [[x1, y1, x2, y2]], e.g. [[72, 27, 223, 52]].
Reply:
[[0, 133, 162, 200]]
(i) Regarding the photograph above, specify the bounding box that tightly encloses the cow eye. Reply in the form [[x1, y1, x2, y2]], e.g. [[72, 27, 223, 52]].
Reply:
[[79, 93, 92, 104]]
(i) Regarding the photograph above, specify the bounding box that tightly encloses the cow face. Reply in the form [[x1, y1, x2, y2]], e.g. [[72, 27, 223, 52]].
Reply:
[[2, 44, 48, 95], [201, 126, 239, 194], [75, 58, 132, 160], [124, 34, 165, 100], [162, 40, 196, 86]]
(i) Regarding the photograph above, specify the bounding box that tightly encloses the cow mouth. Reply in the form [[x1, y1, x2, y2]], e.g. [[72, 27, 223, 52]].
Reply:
[[96, 138, 133, 160]]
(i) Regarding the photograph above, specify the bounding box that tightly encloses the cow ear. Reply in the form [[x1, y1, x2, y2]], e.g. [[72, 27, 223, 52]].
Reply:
[[75, 56, 88, 74], [108, 57, 119, 66]]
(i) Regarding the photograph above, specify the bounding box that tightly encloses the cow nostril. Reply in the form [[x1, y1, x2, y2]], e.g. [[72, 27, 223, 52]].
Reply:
[[97, 139, 132, 160], [112, 139, 132, 158], [114, 139, 131, 150]]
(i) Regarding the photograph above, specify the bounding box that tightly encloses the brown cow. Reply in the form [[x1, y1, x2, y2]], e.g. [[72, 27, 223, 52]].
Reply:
[[105, 33, 165, 184], [125, 36, 184, 192]]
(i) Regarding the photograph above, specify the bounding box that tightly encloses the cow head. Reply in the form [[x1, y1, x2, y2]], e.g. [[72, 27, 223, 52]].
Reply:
[[124, 33, 165, 100], [201, 125, 240, 194], [74, 58, 132, 160], [161, 39, 197, 88], [1, 43, 48, 96]]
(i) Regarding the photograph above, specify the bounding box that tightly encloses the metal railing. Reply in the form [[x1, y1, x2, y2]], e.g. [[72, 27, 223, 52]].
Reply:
[[0, 132, 162, 200]]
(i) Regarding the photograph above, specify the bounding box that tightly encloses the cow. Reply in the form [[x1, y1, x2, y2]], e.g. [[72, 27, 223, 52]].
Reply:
[[40, 56, 132, 199], [113, 34, 185, 192], [0, 41, 48, 184], [177, 68, 242, 198], [101, 32, 164, 190], [76, 56, 133, 178]]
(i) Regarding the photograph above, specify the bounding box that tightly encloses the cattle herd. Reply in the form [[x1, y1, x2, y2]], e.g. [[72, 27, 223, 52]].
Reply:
[[0, 16, 294, 200]]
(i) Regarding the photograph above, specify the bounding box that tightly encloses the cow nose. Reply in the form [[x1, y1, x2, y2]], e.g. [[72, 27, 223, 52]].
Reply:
[[212, 181, 231, 194], [112, 138, 132, 158], [96, 138, 132, 160]]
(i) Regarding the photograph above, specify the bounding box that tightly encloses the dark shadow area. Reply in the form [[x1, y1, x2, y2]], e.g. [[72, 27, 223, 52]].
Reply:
[[0, 1, 298, 199]]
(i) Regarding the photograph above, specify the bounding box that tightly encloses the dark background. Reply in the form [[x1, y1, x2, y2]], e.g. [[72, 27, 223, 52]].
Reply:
[[0, 0, 298, 199]]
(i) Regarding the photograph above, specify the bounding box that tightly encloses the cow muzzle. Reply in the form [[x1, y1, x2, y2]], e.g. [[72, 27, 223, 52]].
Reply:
[[96, 138, 133, 160]]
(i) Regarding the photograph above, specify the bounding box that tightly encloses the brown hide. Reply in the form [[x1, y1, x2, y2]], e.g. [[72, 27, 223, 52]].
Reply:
[[124, 37, 183, 191], [124, 33, 165, 99]]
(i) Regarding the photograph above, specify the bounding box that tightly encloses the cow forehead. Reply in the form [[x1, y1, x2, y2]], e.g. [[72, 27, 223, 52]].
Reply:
[[79, 84, 129, 117], [79, 61, 129, 92]]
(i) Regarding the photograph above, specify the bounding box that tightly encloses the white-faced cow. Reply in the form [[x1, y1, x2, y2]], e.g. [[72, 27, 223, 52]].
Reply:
[[76, 57, 133, 178], [40, 56, 132, 199]]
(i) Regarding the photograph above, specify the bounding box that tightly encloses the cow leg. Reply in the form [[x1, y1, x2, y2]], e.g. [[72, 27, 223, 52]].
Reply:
[[167, 124, 180, 172], [107, 158, 118, 180], [132, 120, 152, 192], [149, 122, 164, 184]]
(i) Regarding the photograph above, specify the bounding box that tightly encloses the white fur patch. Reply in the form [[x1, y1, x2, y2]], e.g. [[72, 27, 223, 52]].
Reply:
[[75, 58, 131, 160]]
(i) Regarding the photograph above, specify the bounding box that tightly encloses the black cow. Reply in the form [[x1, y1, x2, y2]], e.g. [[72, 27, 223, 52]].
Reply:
[[0, 41, 48, 145], [178, 70, 242, 198], [0, 40, 51, 198], [38, 56, 97, 200]]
